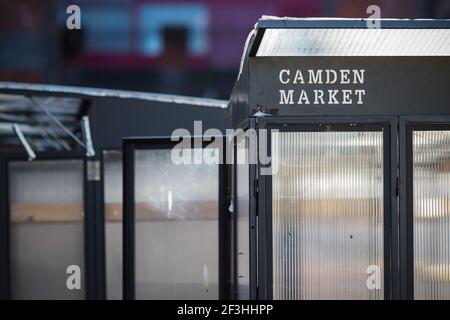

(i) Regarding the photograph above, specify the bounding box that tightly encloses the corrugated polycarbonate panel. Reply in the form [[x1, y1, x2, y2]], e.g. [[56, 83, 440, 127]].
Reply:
[[272, 131, 384, 300], [257, 29, 450, 56], [134, 148, 219, 299], [9, 160, 84, 300], [413, 130, 450, 300]]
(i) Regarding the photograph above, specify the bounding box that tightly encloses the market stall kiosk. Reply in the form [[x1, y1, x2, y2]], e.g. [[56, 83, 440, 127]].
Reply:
[[227, 18, 450, 300], [0, 83, 228, 299]]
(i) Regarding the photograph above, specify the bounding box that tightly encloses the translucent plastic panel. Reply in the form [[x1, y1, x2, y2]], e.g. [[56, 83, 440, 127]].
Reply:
[[236, 136, 250, 299], [103, 150, 123, 300], [9, 160, 84, 300], [134, 148, 219, 299], [257, 29, 450, 56], [413, 130, 450, 300], [272, 131, 384, 300]]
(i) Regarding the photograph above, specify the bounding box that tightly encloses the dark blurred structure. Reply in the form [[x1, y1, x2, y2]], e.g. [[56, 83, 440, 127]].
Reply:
[[0, 0, 449, 99]]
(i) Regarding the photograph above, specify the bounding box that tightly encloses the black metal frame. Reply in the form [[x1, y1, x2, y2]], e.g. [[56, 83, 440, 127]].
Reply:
[[248, 119, 258, 300], [230, 118, 258, 300], [0, 153, 10, 299], [255, 116, 398, 300], [0, 150, 100, 299], [122, 136, 230, 300], [257, 18, 450, 30], [93, 150, 107, 300], [399, 116, 450, 300]]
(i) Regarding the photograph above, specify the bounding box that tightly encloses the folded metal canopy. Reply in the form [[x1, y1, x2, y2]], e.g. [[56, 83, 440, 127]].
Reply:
[[0, 81, 228, 151]]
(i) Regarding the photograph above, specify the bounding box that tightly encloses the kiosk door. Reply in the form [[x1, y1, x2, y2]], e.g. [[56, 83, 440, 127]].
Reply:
[[402, 120, 450, 300], [123, 137, 227, 300], [258, 117, 396, 300]]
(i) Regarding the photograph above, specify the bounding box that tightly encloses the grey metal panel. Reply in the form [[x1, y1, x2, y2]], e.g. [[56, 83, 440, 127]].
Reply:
[[90, 98, 229, 150], [249, 57, 450, 117]]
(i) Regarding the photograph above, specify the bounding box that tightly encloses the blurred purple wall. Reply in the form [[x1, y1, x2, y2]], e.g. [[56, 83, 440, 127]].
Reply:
[[0, 0, 448, 98]]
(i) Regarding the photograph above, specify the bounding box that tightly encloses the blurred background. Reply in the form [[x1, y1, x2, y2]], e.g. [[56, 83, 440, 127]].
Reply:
[[0, 0, 449, 100]]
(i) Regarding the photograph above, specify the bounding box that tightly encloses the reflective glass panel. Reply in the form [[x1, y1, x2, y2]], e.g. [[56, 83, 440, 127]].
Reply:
[[134, 148, 219, 299]]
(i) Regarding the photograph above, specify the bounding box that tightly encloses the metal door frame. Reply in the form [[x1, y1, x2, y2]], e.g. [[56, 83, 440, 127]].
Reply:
[[231, 118, 258, 300], [0, 151, 98, 300], [399, 116, 450, 300], [256, 116, 398, 300], [122, 136, 230, 300]]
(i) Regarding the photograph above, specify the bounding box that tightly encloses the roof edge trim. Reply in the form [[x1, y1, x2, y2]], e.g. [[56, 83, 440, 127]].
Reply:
[[0, 82, 228, 109], [257, 17, 450, 29]]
